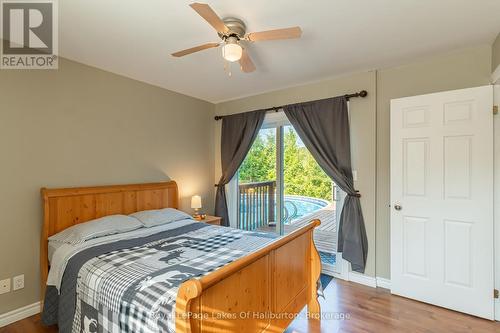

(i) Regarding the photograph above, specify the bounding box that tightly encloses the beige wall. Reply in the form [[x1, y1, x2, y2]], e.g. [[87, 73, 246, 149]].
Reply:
[[215, 44, 492, 280], [492, 33, 500, 72], [0, 43, 494, 317], [215, 72, 378, 277], [0, 58, 215, 314]]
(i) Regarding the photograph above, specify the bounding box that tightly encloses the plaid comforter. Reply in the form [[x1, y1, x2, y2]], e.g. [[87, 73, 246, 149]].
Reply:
[[42, 221, 277, 333]]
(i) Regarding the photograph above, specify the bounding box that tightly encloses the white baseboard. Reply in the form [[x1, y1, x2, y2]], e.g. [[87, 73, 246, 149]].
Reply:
[[348, 272, 377, 288], [376, 277, 391, 289], [0, 301, 41, 328], [332, 255, 391, 290], [344, 271, 391, 290]]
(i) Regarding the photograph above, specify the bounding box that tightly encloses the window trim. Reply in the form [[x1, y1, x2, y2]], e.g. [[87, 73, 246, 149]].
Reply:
[[261, 109, 290, 129]]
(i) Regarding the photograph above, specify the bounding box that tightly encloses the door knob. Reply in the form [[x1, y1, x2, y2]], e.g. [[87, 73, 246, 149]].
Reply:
[[394, 204, 402, 211]]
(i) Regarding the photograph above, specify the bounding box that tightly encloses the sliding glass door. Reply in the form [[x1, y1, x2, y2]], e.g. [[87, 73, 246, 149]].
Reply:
[[282, 124, 338, 273], [236, 111, 341, 274], [237, 127, 279, 233], [282, 124, 333, 224]]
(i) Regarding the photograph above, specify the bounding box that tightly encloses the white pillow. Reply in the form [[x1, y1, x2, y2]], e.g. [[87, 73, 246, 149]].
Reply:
[[130, 208, 193, 228], [48, 215, 143, 244]]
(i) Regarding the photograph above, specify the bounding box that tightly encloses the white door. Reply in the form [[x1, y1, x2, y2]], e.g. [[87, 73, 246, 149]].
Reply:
[[390, 86, 494, 319]]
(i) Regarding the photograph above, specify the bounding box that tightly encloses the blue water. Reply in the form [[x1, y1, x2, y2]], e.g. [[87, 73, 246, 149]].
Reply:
[[283, 195, 329, 223]]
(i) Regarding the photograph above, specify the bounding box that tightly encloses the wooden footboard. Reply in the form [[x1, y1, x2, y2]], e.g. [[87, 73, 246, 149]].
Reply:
[[175, 219, 322, 333], [40, 181, 321, 332]]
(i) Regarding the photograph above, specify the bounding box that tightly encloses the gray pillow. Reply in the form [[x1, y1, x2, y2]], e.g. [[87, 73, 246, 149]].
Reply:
[[130, 208, 193, 228], [48, 215, 143, 244]]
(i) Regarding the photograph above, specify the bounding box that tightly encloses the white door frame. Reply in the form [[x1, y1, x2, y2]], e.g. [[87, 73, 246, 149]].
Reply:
[[494, 84, 500, 320], [226, 176, 239, 229], [262, 111, 288, 235]]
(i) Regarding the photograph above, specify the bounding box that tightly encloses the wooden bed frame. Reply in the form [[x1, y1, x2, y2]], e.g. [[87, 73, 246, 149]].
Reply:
[[40, 181, 322, 332]]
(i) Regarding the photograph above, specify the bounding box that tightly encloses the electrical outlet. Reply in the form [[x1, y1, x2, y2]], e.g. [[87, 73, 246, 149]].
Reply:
[[0, 278, 10, 294], [13, 274, 24, 291]]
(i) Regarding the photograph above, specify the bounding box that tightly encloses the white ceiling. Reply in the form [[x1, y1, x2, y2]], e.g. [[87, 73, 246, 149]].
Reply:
[[59, 0, 500, 103]]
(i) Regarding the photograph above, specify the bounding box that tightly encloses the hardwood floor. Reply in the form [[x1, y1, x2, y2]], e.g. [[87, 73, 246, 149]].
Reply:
[[286, 279, 500, 333], [0, 314, 57, 333], [2, 278, 500, 333]]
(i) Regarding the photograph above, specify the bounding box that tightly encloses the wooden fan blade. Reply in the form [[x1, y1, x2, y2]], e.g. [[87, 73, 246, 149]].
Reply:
[[239, 49, 256, 73], [246, 26, 302, 42], [189, 3, 229, 34], [171, 42, 219, 57]]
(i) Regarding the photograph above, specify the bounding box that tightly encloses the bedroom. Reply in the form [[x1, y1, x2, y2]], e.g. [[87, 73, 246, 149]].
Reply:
[[0, 0, 500, 332]]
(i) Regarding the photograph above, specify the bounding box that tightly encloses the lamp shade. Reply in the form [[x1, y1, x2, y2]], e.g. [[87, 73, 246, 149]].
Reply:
[[191, 195, 202, 209], [222, 37, 242, 62]]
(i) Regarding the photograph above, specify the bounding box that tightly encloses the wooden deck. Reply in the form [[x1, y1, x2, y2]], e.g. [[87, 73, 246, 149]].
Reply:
[[284, 204, 337, 254], [258, 204, 337, 254]]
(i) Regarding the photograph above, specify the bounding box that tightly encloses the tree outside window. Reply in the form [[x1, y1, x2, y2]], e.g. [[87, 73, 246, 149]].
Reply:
[[239, 127, 332, 202]]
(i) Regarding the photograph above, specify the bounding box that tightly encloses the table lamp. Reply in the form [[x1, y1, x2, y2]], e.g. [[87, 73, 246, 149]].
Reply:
[[191, 195, 202, 219]]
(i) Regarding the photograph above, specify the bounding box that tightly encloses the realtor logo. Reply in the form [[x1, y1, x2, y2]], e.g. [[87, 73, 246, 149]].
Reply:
[[1, 0, 58, 69]]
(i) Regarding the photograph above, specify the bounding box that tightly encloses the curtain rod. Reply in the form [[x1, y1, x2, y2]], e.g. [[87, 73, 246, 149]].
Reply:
[[214, 90, 367, 121]]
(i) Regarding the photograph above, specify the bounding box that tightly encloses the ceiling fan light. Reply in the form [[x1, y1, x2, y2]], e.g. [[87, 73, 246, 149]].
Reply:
[[222, 40, 242, 62]]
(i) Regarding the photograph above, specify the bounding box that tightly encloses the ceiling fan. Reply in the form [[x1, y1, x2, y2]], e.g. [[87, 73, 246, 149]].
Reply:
[[171, 2, 302, 73]]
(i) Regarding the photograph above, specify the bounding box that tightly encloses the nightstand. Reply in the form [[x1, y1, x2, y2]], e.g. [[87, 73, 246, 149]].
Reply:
[[197, 215, 222, 226]]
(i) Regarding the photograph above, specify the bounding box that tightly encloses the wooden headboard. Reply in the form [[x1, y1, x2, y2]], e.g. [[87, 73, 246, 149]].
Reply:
[[39, 181, 179, 301]]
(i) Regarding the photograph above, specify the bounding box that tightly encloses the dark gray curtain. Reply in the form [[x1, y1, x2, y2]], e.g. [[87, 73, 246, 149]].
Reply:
[[283, 96, 368, 273], [215, 110, 266, 226]]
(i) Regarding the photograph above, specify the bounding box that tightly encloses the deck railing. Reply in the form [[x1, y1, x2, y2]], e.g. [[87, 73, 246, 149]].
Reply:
[[238, 181, 275, 231]]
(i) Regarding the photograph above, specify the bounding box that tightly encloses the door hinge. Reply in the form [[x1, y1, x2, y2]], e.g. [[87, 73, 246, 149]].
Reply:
[[495, 289, 499, 299], [494, 105, 498, 115]]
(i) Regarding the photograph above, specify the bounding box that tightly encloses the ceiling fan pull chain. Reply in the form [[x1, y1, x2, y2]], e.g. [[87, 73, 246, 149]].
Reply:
[[223, 59, 231, 77]]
